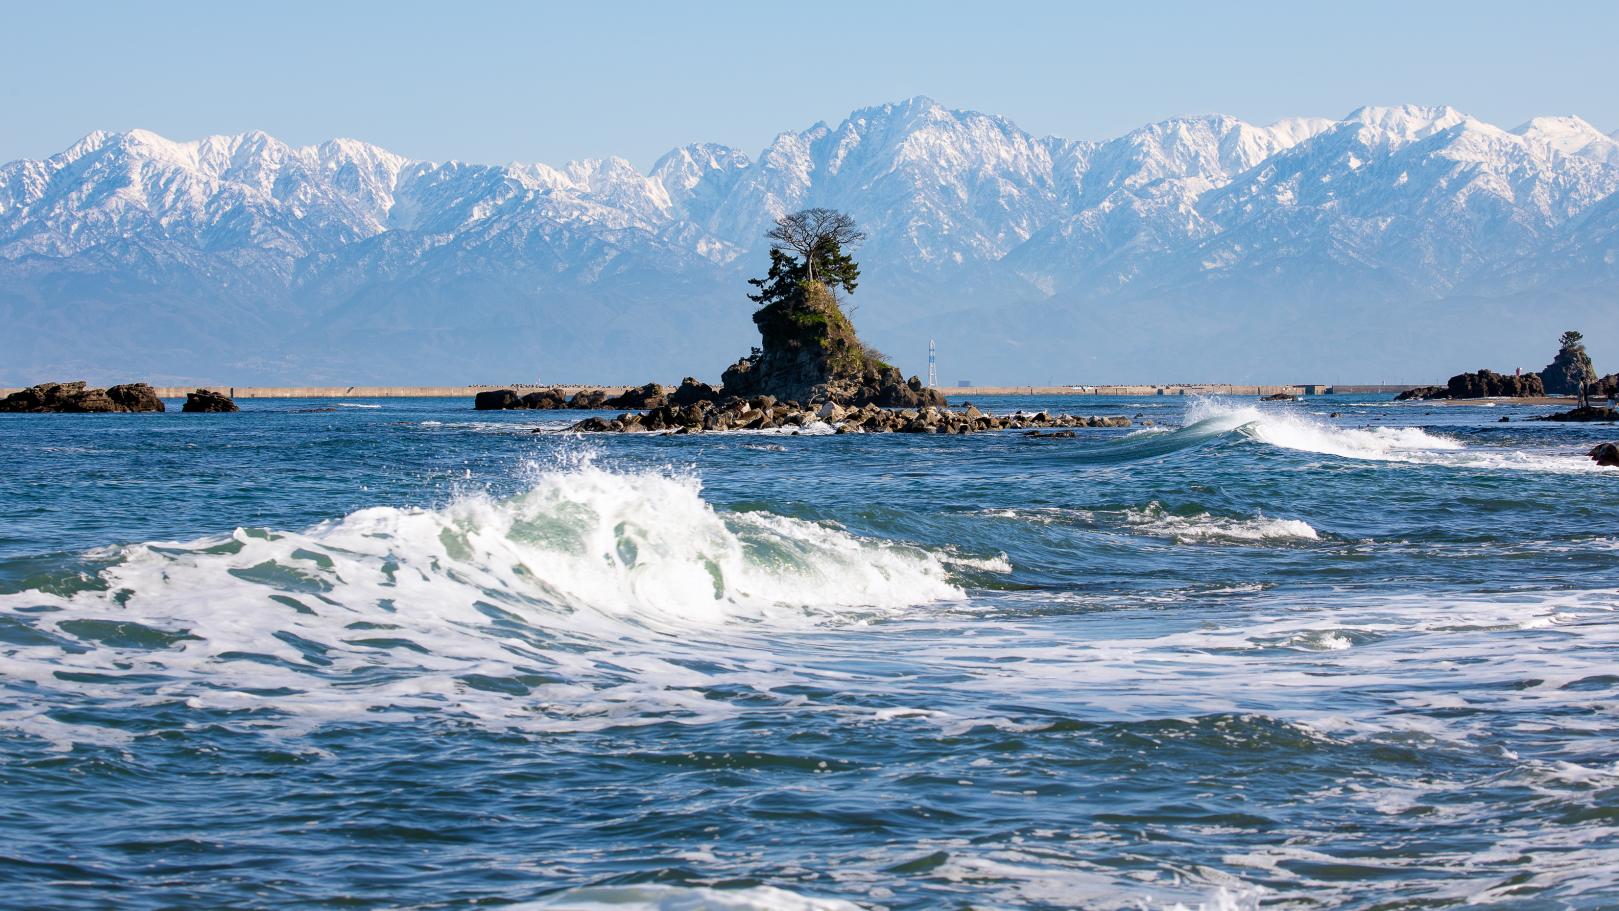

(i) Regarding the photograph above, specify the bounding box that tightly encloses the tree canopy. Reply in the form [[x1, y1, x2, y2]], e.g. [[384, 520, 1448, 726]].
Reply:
[[1561, 330, 1586, 351], [748, 208, 864, 305]]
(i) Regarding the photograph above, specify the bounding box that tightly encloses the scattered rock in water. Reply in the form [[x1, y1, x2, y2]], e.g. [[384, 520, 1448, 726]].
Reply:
[[0, 380, 166, 413], [566, 400, 1130, 435], [181, 389, 239, 413], [474, 387, 625, 410], [474, 389, 524, 410], [1534, 406, 1619, 423], [1394, 386, 1445, 401], [1261, 392, 1298, 401], [1499, 416, 1511, 422], [1590, 442, 1619, 467], [106, 383, 165, 412]]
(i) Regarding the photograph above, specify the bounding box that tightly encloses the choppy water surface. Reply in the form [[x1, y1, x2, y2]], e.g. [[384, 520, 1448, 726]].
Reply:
[[2, 394, 1616, 910]]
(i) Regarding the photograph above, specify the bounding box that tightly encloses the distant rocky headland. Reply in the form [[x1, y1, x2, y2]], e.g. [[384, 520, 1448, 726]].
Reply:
[[1395, 331, 1617, 422]]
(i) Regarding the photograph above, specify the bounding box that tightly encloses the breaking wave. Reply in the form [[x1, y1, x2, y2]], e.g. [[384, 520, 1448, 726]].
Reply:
[[1182, 400, 1600, 472], [0, 457, 969, 744]]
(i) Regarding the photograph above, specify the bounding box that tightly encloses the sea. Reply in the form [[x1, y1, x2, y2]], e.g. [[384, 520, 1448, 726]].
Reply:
[[2, 393, 1616, 910]]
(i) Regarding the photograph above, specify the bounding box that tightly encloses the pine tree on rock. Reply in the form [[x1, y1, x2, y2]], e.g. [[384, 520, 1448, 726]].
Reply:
[[725, 209, 942, 409], [1540, 330, 1599, 400]]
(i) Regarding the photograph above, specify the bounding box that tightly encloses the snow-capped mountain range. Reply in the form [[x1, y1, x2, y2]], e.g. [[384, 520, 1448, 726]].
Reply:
[[4, 97, 1617, 385]]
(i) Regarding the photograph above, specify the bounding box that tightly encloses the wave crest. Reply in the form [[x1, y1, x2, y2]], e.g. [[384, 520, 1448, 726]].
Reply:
[[0, 459, 966, 742]]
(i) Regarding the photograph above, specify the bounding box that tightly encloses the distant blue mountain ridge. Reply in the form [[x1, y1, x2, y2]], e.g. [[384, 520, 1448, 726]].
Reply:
[[3, 97, 1617, 386]]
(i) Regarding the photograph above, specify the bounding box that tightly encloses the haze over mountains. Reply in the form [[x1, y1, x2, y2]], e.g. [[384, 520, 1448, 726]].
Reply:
[[3, 96, 1617, 386]]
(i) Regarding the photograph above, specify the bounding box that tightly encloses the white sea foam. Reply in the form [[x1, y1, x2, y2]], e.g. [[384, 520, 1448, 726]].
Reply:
[[1184, 399, 1600, 472], [0, 457, 963, 742], [517, 884, 864, 911], [1124, 502, 1319, 544]]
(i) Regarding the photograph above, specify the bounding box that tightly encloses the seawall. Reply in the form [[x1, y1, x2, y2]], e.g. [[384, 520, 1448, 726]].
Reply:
[[942, 384, 1330, 397], [0, 384, 631, 400], [0, 382, 1416, 400]]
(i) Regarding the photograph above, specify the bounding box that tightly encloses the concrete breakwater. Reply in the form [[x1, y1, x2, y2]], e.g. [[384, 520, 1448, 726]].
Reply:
[[0, 382, 1376, 400], [939, 383, 1320, 397], [0, 384, 631, 400]]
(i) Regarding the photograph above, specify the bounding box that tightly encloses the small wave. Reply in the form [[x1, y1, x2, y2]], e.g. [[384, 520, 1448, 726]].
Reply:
[[1125, 502, 1319, 544], [334, 403, 382, 408], [517, 884, 864, 911], [1183, 399, 1599, 472]]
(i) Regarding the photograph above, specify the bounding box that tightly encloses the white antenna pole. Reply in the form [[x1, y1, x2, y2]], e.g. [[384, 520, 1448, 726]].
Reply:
[[927, 339, 937, 389]]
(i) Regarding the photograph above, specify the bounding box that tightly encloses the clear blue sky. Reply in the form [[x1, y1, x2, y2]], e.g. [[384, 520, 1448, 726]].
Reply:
[[3, 0, 1615, 168]]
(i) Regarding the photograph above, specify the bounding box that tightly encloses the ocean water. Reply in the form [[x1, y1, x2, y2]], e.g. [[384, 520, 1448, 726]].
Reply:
[[2, 394, 1617, 910]]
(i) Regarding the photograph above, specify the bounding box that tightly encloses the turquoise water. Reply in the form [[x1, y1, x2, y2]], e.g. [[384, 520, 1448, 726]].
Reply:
[[2, 395, 1617, 910]]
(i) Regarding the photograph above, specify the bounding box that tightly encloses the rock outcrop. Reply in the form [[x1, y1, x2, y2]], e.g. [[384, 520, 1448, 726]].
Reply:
[[520, 389, 569, 410], [1394, 385, 1445, 401], [567, 398, 1130, 435], [1397, 370, 1544, 400], [668, 377, 721, 407], [474, 389, 524, 410], [1590, 443, 1619, 467], [476, 387, 607, 410], [0, 381, 165, 413], [1540, 341, 1597, 395], [1535, 406, 1618, 423], [567, 390, 610, 409], [604, 383, 668, 410], [107, 383, 165, 412], [181, 389, 239, 412], [720, 281, 945, 408]]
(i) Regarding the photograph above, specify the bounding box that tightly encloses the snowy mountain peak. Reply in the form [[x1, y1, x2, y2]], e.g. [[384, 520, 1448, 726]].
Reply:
[[1513, 115, 1619, 165], [1345, 104, 1471, 145]]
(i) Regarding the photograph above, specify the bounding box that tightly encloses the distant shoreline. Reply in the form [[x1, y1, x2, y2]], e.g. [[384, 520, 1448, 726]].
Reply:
[[0, 382, 1419, 400]]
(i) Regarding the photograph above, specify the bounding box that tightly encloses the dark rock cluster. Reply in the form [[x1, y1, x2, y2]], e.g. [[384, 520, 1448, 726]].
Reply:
[[1534, 406, 1618, 423], [0, 381, 165, 413], [1591, 443, 1619, 467], [565, 397, 1132, 435], [181, 389, 239, 412], [1395, 370, 1545, 401], [474, 385, 661, 411]]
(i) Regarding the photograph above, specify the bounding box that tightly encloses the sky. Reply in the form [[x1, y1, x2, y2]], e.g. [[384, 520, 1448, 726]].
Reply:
[[2, 0, 1616, 169]]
